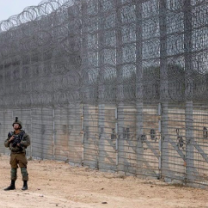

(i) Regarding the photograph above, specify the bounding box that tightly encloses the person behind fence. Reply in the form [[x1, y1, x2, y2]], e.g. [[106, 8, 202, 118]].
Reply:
[[4, 117, 31, 191]]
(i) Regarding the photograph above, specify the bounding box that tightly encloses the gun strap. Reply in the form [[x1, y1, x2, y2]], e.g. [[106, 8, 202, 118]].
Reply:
[[19, 131, 25, 141]]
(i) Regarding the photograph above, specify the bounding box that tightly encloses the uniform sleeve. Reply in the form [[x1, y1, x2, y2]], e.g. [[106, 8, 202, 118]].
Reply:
[[4, 138, 10, 148], [20, 134, 31, 148]]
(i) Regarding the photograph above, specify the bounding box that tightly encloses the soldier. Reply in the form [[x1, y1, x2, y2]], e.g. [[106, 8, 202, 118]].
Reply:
[[4, 117, 31, 191]]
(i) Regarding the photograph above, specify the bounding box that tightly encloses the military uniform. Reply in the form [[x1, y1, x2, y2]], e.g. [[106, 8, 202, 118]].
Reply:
[[4, 118, 31, 191]]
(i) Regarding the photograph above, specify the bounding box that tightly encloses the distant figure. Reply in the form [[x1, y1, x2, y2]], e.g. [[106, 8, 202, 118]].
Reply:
[[4, 117, 31, 191]]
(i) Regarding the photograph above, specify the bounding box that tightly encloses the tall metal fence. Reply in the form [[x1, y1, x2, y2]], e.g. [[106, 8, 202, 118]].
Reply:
[[1, 0, 208, 188]]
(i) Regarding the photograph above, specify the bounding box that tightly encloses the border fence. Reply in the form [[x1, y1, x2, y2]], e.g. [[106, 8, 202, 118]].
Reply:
[[1, 0, 208, 188]]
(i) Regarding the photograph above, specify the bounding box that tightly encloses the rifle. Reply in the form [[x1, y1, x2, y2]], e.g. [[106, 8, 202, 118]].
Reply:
[[8, 131, 25, 148]]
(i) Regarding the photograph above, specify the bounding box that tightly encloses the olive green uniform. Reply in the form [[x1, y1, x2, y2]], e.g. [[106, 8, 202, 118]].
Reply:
[[4, 131, 31, 181]]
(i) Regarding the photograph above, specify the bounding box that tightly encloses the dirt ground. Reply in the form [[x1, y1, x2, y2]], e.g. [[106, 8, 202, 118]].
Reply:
[[0, 155, 207, 208]]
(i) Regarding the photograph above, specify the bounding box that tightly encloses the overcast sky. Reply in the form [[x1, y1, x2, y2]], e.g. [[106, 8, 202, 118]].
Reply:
[[0, 0, 42, 22]]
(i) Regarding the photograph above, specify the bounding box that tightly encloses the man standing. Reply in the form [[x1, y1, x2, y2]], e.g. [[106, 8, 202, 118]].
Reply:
[[4, 117, 31, 191]]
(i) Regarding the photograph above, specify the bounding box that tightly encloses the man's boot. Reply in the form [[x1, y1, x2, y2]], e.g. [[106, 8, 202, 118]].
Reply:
[[22, 180, 28, 190], [4, 180, 15, 191]]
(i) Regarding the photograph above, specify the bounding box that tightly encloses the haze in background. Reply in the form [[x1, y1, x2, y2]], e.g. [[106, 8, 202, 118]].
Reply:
[[0, 0, 42, 21]]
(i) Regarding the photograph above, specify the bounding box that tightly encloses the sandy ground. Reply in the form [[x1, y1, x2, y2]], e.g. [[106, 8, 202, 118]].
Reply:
[[0, 154, 208, 208]]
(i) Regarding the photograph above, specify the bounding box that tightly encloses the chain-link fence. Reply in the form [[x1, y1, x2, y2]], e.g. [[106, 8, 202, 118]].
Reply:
[[1, 0, 208, 188]]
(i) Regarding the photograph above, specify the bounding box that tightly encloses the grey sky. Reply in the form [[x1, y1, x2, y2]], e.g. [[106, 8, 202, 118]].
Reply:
[[0, 0, 42, 22]]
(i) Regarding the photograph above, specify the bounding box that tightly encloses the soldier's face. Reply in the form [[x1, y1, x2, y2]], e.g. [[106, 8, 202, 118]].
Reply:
[[13, 123, 20, 130]]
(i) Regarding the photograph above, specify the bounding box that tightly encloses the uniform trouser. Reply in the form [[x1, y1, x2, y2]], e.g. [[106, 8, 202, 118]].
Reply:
[[10, 153, 28, 181]]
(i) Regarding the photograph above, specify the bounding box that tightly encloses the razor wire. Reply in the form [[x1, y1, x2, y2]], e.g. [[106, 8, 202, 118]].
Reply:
[[0, 0, 208, 108]]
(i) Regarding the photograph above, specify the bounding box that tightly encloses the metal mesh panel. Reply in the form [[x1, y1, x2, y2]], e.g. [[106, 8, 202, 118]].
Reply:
[[0, 110, 13, 154], [68, 104, 83, 165], [122, 105, 137, 175], [190, 103, 208, 186], [139, 103, 160, 177], [31, 108, 54, 159], [54, 105, 83, 163], [163, 103, 186, 181], [82, 105, 99, 168], [98, 105, 117, 171]]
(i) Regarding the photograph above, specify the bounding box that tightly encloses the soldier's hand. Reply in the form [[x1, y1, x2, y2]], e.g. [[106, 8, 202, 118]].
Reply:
[[9, 136, 15, 142]]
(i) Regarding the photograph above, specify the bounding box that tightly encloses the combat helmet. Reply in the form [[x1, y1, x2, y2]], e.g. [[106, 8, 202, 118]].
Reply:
[[12, 117, 22, 129]]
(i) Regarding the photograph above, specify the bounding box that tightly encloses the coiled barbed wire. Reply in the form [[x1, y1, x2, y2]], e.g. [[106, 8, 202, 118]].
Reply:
[[0, 0, 208, 108]]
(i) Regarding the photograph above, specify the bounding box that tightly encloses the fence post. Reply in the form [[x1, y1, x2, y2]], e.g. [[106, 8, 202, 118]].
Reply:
[[158, 103, 162, 176], [98, 104, 105, 169], [185, 101, 194, 182], [159, 0, 169, 179], [52, 107, 55, 160], [80, 0, 89, 167], [135, 0, 144, 176], [184, 0, 194, 183], [3, 110, 6, 154], [115, 0, 125, 173], [30, 109, 33, 158], [81, 105, 84, 164], [115, 107, 118, 166], [98, 0, 105, 170]]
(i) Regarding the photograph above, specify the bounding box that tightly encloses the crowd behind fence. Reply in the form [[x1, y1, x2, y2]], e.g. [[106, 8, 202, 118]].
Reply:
[[0, 0, 208, 188]]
